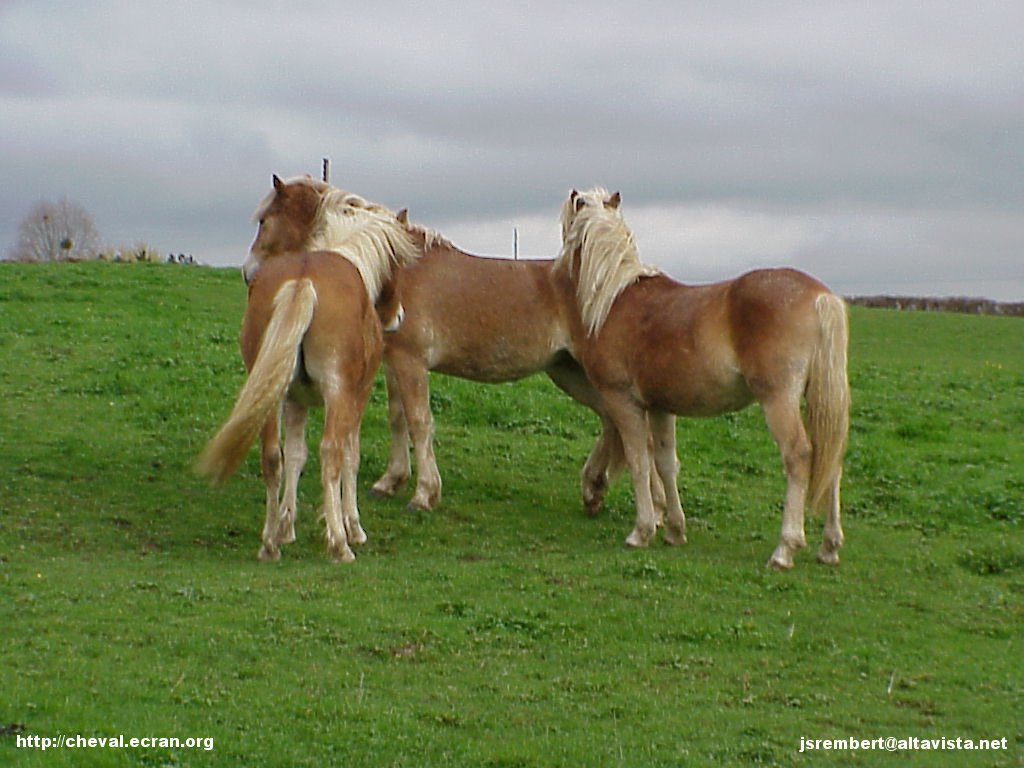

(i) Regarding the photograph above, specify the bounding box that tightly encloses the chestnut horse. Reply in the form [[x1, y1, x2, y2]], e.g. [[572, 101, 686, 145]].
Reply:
[[371, 215, 666, 514], [197, 178, 417, 562], [556, 189, 850, 569], [242, 177, 665, 519]]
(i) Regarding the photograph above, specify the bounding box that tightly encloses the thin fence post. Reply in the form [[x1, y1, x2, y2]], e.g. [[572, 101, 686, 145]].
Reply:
[[514, 227, 518, 260], [322, 158, 330, 184]]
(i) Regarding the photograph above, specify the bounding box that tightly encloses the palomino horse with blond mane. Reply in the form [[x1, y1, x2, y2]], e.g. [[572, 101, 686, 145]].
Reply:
[[197, 176, 418, 562], [240, 175, 665, 519], [557, 189, 850, 569], [371, 214, 666, 514]]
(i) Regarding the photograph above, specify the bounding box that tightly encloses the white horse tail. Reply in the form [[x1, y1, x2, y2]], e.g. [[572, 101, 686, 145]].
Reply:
[[197, 279, 318, 484], [805, 292, 850, 512]]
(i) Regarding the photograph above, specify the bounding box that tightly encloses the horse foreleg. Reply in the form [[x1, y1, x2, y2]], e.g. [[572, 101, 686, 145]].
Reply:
[[371, 363, 411, 497], [649, 411, 686, 545], [277, 401, 308, 546], [762, 395, 812, 570], [581, 417, 617, 516], [545, 359, 616, 515], [399, 364, 441, 512], [605, 396, 659, 548], [258, 411, 283, 561]]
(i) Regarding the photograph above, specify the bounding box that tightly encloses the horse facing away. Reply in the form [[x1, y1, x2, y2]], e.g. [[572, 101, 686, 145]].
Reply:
[[245, 176, 666, 519], [556, 189, 850, 569], [197, 177, 418, 562]]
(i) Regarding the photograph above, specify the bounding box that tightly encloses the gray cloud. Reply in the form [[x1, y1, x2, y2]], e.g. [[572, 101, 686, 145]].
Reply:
[[1, 1, 1021, 298]]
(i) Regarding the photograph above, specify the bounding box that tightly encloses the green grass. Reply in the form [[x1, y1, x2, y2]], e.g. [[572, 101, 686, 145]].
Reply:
[[1, 262, 1021, 767]]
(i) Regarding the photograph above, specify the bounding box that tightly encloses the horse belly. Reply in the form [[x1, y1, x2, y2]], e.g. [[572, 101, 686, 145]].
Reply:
[[431, 339, 558, 382], [641, 363, 753, 417], [426, 324, 562, 383]]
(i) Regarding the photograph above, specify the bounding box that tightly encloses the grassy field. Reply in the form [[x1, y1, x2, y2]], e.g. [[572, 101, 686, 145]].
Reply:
[[1, 262, 1021, 767]]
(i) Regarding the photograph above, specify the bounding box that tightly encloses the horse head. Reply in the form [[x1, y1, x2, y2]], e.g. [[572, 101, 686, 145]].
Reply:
[[244, 175, 330, 283], [556, 187, 657, 336], [244, 174, 418, 299]]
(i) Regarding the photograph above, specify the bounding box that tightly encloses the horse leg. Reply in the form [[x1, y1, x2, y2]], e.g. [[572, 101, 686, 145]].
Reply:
[[258, 411, 283, 561], [321, 395, 356, 563], [761, 394, 812, 570], [277, 401, 308, 546], [649, 411, 686, 545], [604, 395, 659, 548], [577, 414, 667, 523], [393, 358, 441, 511], [817, 473, 844, 565], [341, 424, 367, 546], [545, 359, 616, 515], [371, 363, 412, 497], [581, 417, 616, 516]]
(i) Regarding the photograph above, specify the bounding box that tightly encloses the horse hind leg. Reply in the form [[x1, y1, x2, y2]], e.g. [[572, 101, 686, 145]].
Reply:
[[277, 401, 308, 546], [817, 473, 844, 565], [320, 397, 357, 563], [258, 412, 284, 561], [341, 425, 367, 546], [761, 394, 812, 570]]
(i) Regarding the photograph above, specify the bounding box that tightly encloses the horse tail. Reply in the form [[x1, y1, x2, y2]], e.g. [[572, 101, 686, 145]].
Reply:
[[197, 278, 318, 484], [805, 292, 850, 512]]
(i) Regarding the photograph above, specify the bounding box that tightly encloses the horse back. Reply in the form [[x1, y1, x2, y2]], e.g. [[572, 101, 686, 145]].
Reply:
[[241, 251, 380, 387], [389, 247, 568, 380], [590, 268, 830, 414]]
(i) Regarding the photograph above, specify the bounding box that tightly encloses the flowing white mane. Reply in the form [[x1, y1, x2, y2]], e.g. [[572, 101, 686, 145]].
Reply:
[[256, 176, 419, 303], [556, 188, 659, 336]]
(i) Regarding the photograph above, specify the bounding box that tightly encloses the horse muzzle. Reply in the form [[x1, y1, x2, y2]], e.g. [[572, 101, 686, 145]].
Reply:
[[383, 303, 405, 333]]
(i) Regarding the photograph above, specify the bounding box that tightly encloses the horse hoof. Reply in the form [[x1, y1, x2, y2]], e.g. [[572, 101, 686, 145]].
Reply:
[[816, 548, 841, 566], [767, 554, 794, 571], [406, 499, 432, 513], [663, 528, 687, 546], [370, 483, 397, 498], [625, 529, 652, 549], [330, 546, 356, 564], [347, 524, 368, 546], [258, 545, 280, 562]]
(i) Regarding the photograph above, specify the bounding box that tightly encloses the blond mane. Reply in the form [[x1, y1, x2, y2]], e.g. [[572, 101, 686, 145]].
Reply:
[[256, 176, 419, 303], [556, 188, 659, 336], [402, 219, 457, 252]]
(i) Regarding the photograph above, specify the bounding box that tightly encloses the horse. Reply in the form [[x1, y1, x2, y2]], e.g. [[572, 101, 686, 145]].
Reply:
[[556, 188, 850, 569], [242, 176, 666, 519], [197, 176, 418, 562], [364, 213, 668, 517]]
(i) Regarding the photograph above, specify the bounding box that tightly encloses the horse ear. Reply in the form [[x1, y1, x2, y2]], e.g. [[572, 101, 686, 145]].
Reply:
[[606, 191, 621, 209], [572, 190, 586, 213], [396, 208, 409, 225], [272, 174, 284, 191]]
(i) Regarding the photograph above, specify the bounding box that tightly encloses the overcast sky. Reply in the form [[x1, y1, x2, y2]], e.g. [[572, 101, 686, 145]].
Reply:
[[2, 1, 1022, 299]]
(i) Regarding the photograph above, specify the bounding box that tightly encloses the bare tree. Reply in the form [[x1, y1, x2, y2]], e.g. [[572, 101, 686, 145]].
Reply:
[[7, 198, 101, 262]]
